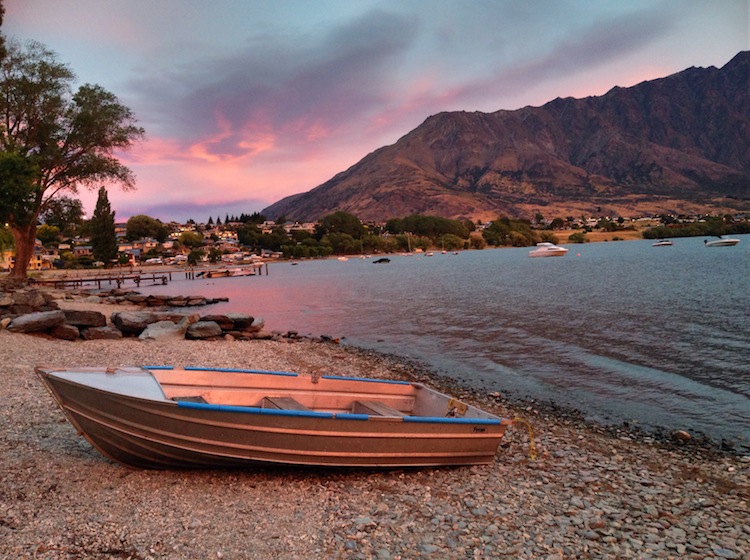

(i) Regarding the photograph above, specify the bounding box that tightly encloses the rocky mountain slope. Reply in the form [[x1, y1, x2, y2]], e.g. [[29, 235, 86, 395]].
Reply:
[[264, 51, 750, 222]]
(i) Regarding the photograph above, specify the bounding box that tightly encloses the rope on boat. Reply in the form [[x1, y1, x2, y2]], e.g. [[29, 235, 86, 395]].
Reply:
[[511, 417, 537, 460]]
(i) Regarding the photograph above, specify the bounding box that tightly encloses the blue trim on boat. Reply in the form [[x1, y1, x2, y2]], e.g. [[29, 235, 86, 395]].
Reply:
[[333, 413, 370, 421], [144, 365, 174, 370], [321, 375, 410, 385], [177, 400, 333, 418], [183, 366, 298, 377], [403, 416, 502, 425]]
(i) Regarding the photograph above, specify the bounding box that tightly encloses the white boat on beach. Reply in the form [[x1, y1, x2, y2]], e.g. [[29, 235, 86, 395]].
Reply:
[[704, 236, 740, 247], [37, 365, 512, 469], [529, 242, 569, 258]]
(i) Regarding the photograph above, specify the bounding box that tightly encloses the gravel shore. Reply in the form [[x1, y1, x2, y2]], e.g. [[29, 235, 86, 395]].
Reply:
[[1, 301, 748, 559]]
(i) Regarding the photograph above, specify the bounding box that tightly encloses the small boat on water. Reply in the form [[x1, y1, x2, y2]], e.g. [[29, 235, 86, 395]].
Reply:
[[704, 236, 740, 247], [529, 242, 569, 258], [198, 267, 258, 278], [36, 365, 512, 469], [228, 268, 256, 277], [202, 269, 231, 278], [652, 239, 673, 247]]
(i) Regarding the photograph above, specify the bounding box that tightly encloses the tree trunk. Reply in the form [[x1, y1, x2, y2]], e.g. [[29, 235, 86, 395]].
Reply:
[[9, 222, 37, 278]]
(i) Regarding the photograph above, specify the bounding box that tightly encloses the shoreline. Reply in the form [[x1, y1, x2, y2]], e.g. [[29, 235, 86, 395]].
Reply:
[[1, 321, 748, 558], [26, 289, 750, 456]]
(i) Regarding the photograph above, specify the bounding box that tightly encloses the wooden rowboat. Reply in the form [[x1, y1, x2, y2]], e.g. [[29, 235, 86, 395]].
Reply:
[[36, 365, 512, 469]]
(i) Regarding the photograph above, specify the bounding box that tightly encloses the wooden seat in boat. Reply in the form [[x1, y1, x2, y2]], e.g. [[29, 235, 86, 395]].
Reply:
[[352, 400, 406, 417], [262, 396, 310, 411], [171, 395, 208, 403]]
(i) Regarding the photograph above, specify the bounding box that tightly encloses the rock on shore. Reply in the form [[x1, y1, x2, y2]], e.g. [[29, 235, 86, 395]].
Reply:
[[0, 331, 748, 560]]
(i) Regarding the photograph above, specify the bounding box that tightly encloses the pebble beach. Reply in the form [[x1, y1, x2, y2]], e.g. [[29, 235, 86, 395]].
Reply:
[[1, 298, 748, 560]]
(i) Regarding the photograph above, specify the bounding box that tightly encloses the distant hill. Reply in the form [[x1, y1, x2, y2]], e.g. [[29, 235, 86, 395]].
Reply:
[[263, 51, 750, 222]]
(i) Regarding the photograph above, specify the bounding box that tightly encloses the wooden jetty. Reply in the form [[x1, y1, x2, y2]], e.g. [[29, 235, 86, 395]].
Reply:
[[36, 273, 170, 290], [35, 263, 269, 289]]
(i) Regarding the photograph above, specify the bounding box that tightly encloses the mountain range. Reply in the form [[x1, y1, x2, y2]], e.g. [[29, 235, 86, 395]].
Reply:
[[263, 51, 750, 222]]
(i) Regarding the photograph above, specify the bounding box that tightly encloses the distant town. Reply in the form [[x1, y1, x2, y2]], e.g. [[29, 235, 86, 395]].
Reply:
[[2, 209, 748, 273]]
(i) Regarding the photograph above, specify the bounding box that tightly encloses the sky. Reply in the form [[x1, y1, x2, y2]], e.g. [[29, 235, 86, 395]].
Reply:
[[4, 0, 749, 223]]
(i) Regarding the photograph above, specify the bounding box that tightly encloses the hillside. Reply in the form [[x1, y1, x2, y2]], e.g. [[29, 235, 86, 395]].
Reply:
[[263, 51, 750, 222]]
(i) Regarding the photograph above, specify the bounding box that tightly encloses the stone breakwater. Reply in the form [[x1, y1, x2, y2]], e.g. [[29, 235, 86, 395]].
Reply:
[[0, 286, 336, 343], [79, 288, 230, 308]]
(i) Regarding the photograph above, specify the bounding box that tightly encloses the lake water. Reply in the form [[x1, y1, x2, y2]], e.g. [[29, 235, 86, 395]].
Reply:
[[137, 235, 750, 451]]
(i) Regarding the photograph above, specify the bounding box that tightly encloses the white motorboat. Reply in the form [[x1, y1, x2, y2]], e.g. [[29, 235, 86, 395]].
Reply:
[[529, 242, 569, 258], [652, 239, 673, 247], [704, 236, 740, 247]]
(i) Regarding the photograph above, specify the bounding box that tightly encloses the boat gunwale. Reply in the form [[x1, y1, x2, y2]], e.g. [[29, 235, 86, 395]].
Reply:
[[175, 399, 505, 425], [148, 366, 413, 386]]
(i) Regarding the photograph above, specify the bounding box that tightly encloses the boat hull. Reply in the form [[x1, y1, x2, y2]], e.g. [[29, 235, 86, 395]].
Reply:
[[38, 367, 510, 469], [705, 239, 739, 247], [529, 250, 567, 257]]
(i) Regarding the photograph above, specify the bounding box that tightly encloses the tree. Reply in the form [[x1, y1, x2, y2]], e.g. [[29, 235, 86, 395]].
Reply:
[[1, 39, 144, 277], [0, 151, 37, 232], [481, 216, 537, 247], [178, 231, 203, 248], [125, 214, 167, 242], [385, 214, 469, 241], [89, 186, 117, 266], [208, 247, 222, 263], [40, 196, 84, 236], [35, 224, 60, 245], [549, 217, 566, 230], [0, 1, 6, 60], [315, 211, 364, 239], [236, 224, 260, 246]]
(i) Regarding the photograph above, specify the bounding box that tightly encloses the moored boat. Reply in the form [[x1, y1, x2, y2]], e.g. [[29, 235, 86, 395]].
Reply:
[[204, 269, 231, 278], [652, 239, 673, 247], [228, 267, 256, 277], [704, 236, 740, 247], [36, 365, 512, 469], [529, 242, 569, 258]]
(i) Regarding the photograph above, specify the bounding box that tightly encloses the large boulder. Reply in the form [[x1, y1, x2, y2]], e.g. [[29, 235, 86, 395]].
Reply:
[[226, 313, 255, 329], [81, 326, 123, 340], [50, 323, 81, 341], [111, 311, 193, 336], [185, 321, 223, 340], [8, 310, 66, 333], [245, 317, 265, 333], [139, 316, 196, 341], [63, 309, 107, 328], [201, 314, 234, 331], [145, 295, 170, 307]]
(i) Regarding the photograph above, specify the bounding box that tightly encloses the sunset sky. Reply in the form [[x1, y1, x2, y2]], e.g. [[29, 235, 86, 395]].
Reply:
[[4, 1, 748, 223]]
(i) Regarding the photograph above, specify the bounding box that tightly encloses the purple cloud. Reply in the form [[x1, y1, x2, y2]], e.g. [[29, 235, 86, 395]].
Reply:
[[128, 9, 418, 161]]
